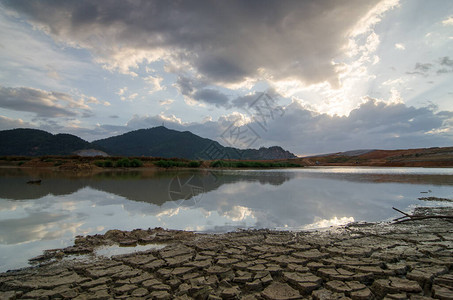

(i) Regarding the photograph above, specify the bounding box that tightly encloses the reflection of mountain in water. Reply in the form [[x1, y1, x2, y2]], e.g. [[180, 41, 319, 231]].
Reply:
[[0, 169, 294, 204], [2, 168, 451, 204]]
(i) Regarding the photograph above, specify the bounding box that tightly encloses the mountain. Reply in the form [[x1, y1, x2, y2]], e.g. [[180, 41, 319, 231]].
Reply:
[[238, 146, 297, 160], [0, 128, 91, 156], [92, 126, 214, 158], [0, 127, 297, 160], [92, 126, 297, 160]]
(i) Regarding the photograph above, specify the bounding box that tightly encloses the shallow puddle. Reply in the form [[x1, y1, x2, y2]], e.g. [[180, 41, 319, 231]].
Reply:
[[94, 244, 166, 258]]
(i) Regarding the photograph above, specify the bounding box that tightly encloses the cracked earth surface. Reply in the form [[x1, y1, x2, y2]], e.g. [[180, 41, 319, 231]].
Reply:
[[1, 207, 452, 299]]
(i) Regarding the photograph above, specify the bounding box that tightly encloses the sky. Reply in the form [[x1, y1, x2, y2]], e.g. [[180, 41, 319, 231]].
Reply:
[[0, 0, 452, 156]]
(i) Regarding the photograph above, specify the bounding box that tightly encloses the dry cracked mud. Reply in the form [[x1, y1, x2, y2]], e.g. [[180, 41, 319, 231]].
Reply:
[[1, 207, 453, 299]]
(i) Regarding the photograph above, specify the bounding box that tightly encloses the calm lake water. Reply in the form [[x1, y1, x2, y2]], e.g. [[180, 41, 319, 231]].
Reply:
[[1, 166, 452, 272]]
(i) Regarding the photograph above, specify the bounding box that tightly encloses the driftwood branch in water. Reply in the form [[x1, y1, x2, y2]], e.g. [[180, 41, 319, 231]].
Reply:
[[392, 207, 453, 224]]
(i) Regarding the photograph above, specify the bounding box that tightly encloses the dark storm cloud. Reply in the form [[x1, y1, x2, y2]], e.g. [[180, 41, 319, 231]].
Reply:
[[437, 56, 453, 74], [408, 56, 453, 76], [174, 76, 204, 97], [192, 89, 230, 108], [437, 68, 452, 74], [0, 86, 79, 118], [174, 75, 281, 108], [415, 63, 433, 72], [3, 0, 380, 86], [406, 62, 433, 76], [231, 89, 282, 109], [174, 75, 230, 107], [439, 56, 453, 66], [173, 75, 233, 107]]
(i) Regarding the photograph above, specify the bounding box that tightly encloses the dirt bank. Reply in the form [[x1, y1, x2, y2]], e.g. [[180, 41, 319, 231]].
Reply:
[[1, 207, 452, 299]]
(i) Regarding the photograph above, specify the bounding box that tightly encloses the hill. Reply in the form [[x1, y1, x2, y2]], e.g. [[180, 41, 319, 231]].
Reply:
[[0, 128, 91, 156], [0, 127, 297, 160], [238, 146, 297, 160], [92, 126, 296, 160], [299, 147, 453, 167]]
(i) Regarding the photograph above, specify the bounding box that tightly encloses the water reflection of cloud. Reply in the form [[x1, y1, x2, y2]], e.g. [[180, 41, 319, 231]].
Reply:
[[222, 206, 255, 222], [59, 201, 78, 211], [0, 201, 19, 212], [0, 201, 31, 220], [185, 225, 207, 232], [41, 221, 85, 240], [218, 182, 251, 195], [302, 216, 355, 230], [156, 207, 183, 218], [0, 212, 68, 244]]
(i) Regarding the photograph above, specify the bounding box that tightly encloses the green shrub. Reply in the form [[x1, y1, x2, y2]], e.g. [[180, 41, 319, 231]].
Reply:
[[130, 159, 143, 167], [17, 161, 25, 166], [155, 160, 171, 168], [188, 161, 201, 168], [94, 159, 114, 167], [114, 158, 131, 168]]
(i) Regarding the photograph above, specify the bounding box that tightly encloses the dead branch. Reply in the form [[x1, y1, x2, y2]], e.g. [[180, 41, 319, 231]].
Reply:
[[394, 215, 453, 224], [392, 207, 410, 217], [392, 206, 453, 224]]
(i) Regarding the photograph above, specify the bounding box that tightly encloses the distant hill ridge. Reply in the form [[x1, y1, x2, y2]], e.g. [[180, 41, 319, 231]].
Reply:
[[0, 128, 91, 156], [0, 127, 297, 160], [298, 146, 453, 167]]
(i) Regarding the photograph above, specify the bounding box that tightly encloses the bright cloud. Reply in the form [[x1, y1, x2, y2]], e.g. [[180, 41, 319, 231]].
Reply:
[[395, 43, 406, 50], [442, 16, 453, 25], [144, 75, 165, 93], [159, 99, 174, 106]]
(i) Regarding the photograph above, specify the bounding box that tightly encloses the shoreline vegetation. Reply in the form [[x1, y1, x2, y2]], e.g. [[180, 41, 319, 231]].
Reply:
[[0, 156, 304, 171], [1, 146, 453, 172], [1, 206, 452, 299]]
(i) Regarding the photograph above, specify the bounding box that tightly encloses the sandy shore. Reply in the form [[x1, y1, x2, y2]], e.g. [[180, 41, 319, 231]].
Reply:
[[1, 207, 452, 299]]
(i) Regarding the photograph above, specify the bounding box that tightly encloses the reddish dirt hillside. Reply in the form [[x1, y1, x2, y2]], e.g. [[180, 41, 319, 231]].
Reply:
[[298, 146, 453, 167]]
